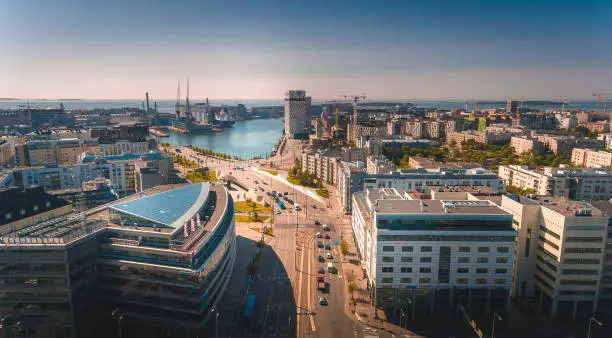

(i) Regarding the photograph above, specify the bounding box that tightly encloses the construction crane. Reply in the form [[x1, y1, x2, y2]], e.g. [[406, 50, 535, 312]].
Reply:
[[593, 92, 611, 114], [341, 95, 367, 123], [175, 81, 181, 117]]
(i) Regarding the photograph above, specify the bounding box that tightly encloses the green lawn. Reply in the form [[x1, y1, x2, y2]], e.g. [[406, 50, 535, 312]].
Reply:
[[316, 189, 329, 198], [187, 170, 217, 183], [262, 169, 278, 176], [287, 175, 318, 188], [234, 201, 272, 213], [235, 215, 270, 223]]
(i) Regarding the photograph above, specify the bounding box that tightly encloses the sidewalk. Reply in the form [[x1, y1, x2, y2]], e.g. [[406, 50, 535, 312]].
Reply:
[[252, 167, 326, 204]]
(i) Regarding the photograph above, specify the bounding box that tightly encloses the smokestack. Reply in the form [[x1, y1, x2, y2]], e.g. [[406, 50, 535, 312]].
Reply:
[[145, 92, 150, 115]]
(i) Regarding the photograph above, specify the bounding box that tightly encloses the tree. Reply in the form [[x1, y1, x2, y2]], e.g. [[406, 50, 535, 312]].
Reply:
[[246, 261, 258, 277]]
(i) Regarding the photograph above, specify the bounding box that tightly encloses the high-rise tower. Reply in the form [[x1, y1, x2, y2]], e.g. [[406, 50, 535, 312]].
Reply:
[[284, 90, 311, 139]]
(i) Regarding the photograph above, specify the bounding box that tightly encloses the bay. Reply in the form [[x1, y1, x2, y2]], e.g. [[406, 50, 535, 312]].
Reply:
[[155, 117, 284, 160]]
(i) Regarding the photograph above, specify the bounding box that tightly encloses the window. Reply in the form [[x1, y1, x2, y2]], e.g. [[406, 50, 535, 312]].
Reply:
[[419, 278, 431, 284], [382, 257, 394, 263], [381, 278, 393, 283], [420, 267, 432, 273], [400, 278, 412, 283], [477, 257, 489, 264], [475, 279, 488, 285], [494, 279, 506, 285], [421, 246, 432, 252], [538, 235, 559, 250], [457, 268, 469, 274], [563, 258, 600, 264], [382, 267, 394, 273], [401, 267, 412, 273], [560, 280, 597, 285], [402, 246, 413, 252], [458, 257, 470, 263], [383, 246, 394, 252], [497, 247, 509, 253], [540, 226, 560, 239], [478, 247, 490, 253], [496, 257, 508, 264], [561, 269, 598, 275], [538, 245, 559, 260], [420, 257, 432, 263], [476, 268, 488, 274], [401, 257, 413, 263], [459, 247, 470, 253], [456, 278, 468, 284], [495, 268, 507, 274], [564, 248, 601, 254], [566, 237, 603, 243]]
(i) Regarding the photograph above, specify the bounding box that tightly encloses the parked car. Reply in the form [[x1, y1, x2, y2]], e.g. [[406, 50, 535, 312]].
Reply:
[[284, 192, 289, 196], [322, 224, 330, 231], [317, 241, 324, 248], [312, 205, 317, 209], [318, 255, 325, 262], [325, 243, 332, 250], [318, 267, 326, 274], [314, 220, 320, 225], [324, 234, 330, 239], [318, 295, 328, 305], [326, 253, 333, 260], [316, 232, 322, 238]]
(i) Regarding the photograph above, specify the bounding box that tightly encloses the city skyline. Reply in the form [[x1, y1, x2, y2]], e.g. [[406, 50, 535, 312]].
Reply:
[[1, 0, 611, 100]]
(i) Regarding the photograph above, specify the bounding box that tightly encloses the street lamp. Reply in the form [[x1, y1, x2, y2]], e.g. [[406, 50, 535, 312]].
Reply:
[[587, 316, 603, 338], [210, 306, 220, 338], [491, 312, 502, 338]]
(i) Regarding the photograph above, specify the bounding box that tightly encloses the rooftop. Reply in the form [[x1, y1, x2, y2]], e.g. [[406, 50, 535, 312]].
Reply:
[[375, 199, 508, 215], [109, 183, 209, 230], [516, 195, 605, 217], [0, 187, 71, 226]]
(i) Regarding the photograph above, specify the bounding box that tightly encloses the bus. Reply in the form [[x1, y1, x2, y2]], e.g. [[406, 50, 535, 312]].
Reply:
[[277, 201, 286, 210], [244, 294, 256, 319]]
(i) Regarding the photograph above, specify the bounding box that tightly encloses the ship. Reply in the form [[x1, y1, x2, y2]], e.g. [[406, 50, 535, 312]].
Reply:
[[214, 109, 235, 127]]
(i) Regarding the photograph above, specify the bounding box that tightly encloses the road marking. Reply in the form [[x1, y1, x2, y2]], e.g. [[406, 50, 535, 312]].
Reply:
[[295, 233, 306, 336], [308, 236, 316, 332]]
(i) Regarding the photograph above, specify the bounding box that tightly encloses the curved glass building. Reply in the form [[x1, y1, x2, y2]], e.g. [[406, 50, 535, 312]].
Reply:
[[0, 183, 236, 337]]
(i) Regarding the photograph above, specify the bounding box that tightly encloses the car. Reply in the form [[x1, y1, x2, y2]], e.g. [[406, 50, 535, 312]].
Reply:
[[324, 234, 330, 239], [314, 220, 320, 225], [325, 243, 332, 250], [317, 241, 323, 248], [266, 192, 271, 196], [322, 224, 330, 231], [312, 205, 317, 209], [318, 267, 326, 274], [326, 253, 333, 259], [318, 255, 325, 262], [284, 192, 289, 196], [316, 232, 322, 238], [276, 210, 281, 215], [175, 148, 182, 153], [318, 295, 328, 305]]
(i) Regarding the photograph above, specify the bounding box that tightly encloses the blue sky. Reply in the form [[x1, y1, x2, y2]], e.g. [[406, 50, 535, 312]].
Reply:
[[1, 0, 611, 100]]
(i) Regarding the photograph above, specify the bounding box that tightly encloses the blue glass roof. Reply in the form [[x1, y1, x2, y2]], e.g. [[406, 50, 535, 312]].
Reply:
[[81, 152, 167, 163], [109, 183, 209, 229]]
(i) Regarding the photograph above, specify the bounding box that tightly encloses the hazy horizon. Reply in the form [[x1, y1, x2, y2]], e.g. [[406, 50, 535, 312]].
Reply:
[[2, 0, 611, 100]]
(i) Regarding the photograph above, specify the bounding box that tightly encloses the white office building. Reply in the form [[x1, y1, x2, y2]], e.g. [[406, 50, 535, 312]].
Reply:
[[284, 90, 311, 139], [501, 195, 609, 318], [352, 188, 516, 316]]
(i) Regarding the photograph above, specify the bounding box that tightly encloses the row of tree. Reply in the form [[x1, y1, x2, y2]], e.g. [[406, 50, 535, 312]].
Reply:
[[191, 146, 236, 160]]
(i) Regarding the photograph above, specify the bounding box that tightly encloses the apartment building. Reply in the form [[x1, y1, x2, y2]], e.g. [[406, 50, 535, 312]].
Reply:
[[15, 139, 90, 166], [501, 195, 609, 318], [0, 183, 236, 337], [0, 137, 15, 166], [362, 167, 503, 193], [366, 155, 396, 174], [301, 148, 366, 186], [571, 148, 612, 168], [448, 131, 514, 147], [338, 162, 366, 212], [597, 133, 612, 149], [352, 189, 516, 316], [97, 138, 157, 156], [498, 165, 612, 200], [534, 134, 605, 155], [511, 136, 544, 155]]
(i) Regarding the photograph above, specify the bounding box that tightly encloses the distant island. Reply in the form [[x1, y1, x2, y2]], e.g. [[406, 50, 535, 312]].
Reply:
[[0, 98, 19, 100]]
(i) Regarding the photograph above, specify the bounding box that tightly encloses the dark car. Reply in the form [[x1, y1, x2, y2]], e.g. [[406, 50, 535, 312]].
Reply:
[[317, 241, 324, 248], [314, 220, 320, 225], [318, 268, 326, 274], [325, 243, 332, 250], [312, 205, 317, 209], [284, 192, 289, 196], [318, 255, 325, 262], [324, 234, 330, 239]]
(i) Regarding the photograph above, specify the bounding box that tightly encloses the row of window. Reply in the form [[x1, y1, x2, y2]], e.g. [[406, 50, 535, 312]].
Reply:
[[381, 256, 509, 264], [381, 267, 508, 274], [380, 277, 506, 285], [382, 245, 510, 253]]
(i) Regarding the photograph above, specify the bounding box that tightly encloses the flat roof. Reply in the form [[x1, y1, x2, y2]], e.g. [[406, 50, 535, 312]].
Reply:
[[517, 195, 605, 217], [375, 199, 509, 216], [109, 183, 209, 229]]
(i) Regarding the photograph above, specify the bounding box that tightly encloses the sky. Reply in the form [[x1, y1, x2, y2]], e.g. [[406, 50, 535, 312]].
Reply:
[[1, 0, 611, 100]]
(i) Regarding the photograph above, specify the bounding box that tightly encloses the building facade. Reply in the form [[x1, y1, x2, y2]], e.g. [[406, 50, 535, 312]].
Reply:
[[0, 183, 236, 338], [511, 136, 544, 155], [501, 195, 609, 318], [571, 148, 612, 168], [284, 90, 312, 139], [352, 189, 516, 316]]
